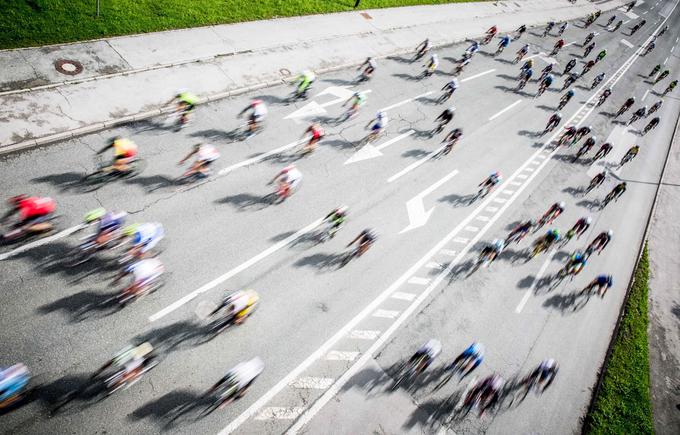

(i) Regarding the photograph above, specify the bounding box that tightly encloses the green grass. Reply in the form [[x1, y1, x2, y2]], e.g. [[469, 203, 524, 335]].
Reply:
[[584, 245, 653, 435], [1, 1, 482, 49]]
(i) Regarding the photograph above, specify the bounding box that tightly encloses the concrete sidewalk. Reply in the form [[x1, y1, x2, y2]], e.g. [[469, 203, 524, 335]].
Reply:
[[0, 0, 624, 152]]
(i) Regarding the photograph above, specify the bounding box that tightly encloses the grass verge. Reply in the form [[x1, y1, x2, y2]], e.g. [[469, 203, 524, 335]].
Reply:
[[584, 244, 653, 434], [2, 0, 484, 49]]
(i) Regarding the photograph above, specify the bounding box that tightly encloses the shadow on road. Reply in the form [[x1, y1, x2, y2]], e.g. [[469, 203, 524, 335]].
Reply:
[[130, 389, 207, 430]]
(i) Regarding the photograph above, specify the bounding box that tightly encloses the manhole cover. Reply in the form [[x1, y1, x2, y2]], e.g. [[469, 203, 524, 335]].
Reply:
[[279, 68, 291, 77], [54, 59, 83, 76]]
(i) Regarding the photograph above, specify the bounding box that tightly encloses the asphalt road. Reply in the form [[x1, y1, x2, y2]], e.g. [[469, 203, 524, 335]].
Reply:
[[1, 1, 679, 434]]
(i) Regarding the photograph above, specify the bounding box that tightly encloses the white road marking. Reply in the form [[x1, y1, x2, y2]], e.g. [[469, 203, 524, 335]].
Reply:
[[425, 262, 442, 269], [407, 276, 430, 285], [476, 216, 491, 222], [0, 224, 84, 261], [642, 10, 648, 14], [372, 309, 400, 319], [623, 19, 631, 24], [510, 181, 522, 186], [530, 160, 541, 165], [218, 139, 307, 176], [517, 174, 528, 181], [525, 167, 535, 172], [349, 330, 381, 340], [564, 41, 577, 47], [255, 407, 305, 420], [325, 351, 359, 361], [453, 237, 469, 243], [663, 56, 669, 64], [642, 89, 650, 101], [515, 249, 555, 313], [464, 226, 479, 232], [671, 46, 675, 53], [149, 217, 323, 322], [621, 39, 635, 48], [488, 99, 522, 121], [387, 150, 439, 182], [503, 190, 515, 195], [220, 10, 679, 432], [460, 68, 496, 83], [289, 377, 335, 389], [400, 168, 459, 232], [344, 130, 415, 164], [392, 291, 417, 301], [440, 249, 457, 256], [485, 206, 499, 212], [379, 91, 433, 112], [493, 198, 507, 204]]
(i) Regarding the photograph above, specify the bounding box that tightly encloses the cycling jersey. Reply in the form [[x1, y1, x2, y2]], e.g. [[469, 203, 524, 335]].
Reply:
[[99, 211, 126, 232], [226, 357, 264, 390], [17, 197, 56, 221], [281, 166, 303, 189], [500, 37, 510, 46], [178, 92, 198, 109], [126, 258, 163, 284], [251, 101, 268, 119], [131, 223, 164, 253], [113, 138, 138, 158], [462, 343, 485, 361], [310, 126, 324, 139], [595, 275, 613, 286], [0, 364, 29, 402], [197, 144, 220, 163]]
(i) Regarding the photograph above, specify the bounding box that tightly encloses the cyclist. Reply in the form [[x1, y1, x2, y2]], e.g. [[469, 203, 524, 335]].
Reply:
[[479, 171, 502, 195], [562, 73, 578, 91], [540, 229, 561, 250], [465, 41, 481, 58], [558, 90, 575, 110], [520, 58, 534, 74], [209, 289, 259, 326], [441, 128, 463, 154], [168, 91, 197, 127], [113, 257, 164, 299], [441, 78, 460, 99], [626, 1, 635, 12], [537, 73, 554, 96], [541, 201, 565, 225], [496, 35, 511, 54], [596, 88, 612, 107], [563, 58, 577, 75], [302, 123, 325, 153], [558, 22, 568, 35], [96, 137, 138, 173], [515, 24, 527, 39], [628, 105, 647, 124], [2, 195, 57, 239], [515, 44, 529, 63], [648, 100, 663, 116], [583, 42, 596, 58], [322, 206, 348, 239], [606, 15, 616, 26], [84, 208, 127, 248], [655, 69, 670, 84], [620, 145, 640, 166], [658, 25, 668, 36], [558, 126, 577, 146], [357, 57, 376, 80], [551, 39, 565, 55], [539, 63, 554, 82], [616, 97, 635, 117], [644, 41, 656, 56], [95, 343, 157, 391], [592, 143, 613, 161], [583, 32, 595, 47], [479, 239, 505, 264], [179, 143, 220, 178], [564, 250, 588, 275], [545, 112, 562, 133], [595, 49, 607, 63], [587, 171, 607, 192], [343, 91, 367, 119], [608, 182, 627, 202], [293, 70, 316, 98], [408, 339, 442, 374], [570, 216, 592, 238], [517, 67, 533, 90], [663, 80, 678, 95], [209, 357, 264, 404], [269, 164, 303, 200], [648, 64, 661, 78], [587, 230, 613, 255], [643, 117, 660, 134], [574, 125, 592, 143], [120, 222, 164, 260], [435, 106, 456, 131], [591, 72, 605, 89], [424, 53, 439, 76], [414, 39, 431, 59], [238, 99, 268, 134], [577, 135, 597, 156], [527, 359, 559, 393], [346, 228, 377, 257], [483, 26, 498, 44], [449, 342, 485, 378], [506, 219, 535, 244], [612, 19, 623, 31], [543, 21, 555, 37], [581, 60, 595, 77], [0, 363, 30, 407], [584, 274, 614, 297], [365, 111, 389, 140], [474, 374, 505, 416]]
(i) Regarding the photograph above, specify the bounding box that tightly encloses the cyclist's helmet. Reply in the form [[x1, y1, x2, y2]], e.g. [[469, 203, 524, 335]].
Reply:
[[377, 111, 386, 119], [84, 207, 106, 223], [567, 90, 575, 97], [558, 201, 566, 209], [526, 59, 534, 67], [586, 216, 592, 225], [607, 230, 614, 237], [551, 229, 560, 238], [528, 219, 536, 227], [337, 205, 349, 215], [555, 112, 562, 119], [109, 136, 122, 146]]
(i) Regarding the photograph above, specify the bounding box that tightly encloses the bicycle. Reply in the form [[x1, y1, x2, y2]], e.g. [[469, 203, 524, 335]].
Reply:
[[584, 178, 604, 196], [433, 356, 479, 392], [619, 152, 636, 167], [81, 157, 146, 190], [392, 354, 427, 390], [535, 83, 548, 98], [437, 89, 454, 104], [600, 191, 616, 209]]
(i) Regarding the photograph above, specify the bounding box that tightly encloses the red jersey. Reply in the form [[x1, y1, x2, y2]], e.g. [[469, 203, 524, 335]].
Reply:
[[18, 197, 56, 220]]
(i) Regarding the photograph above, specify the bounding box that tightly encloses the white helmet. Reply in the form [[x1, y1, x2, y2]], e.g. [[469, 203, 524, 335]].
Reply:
[[607, 230, 613, 237], [558, 201, 566, 209], [586, 216, 592, 224]]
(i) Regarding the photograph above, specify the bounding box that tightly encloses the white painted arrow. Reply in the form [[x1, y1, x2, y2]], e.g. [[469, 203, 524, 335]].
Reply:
[[344, 130, 415, 164], [400, 168, 459, 233], [284, 101, 328, 121], [284, 87, 372, 123]]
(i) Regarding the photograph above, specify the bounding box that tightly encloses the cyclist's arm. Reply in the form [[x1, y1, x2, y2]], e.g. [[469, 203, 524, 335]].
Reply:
[[178, 149, 197, 164]]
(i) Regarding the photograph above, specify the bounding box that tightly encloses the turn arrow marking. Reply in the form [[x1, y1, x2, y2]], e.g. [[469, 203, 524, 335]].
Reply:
[[400, 168, 459, 233], [284, 87, 372, 123], [344, 130, 415, 164]]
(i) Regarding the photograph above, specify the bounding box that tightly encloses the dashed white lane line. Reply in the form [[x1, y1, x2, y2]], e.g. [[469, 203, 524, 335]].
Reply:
[[642, 89, 650, 101], [453, 237, 469, 243], [515, 249, 555, 313], [464, 226, 479, 232], [525, 167, 535, 172], [149, 216, 324, 322], [623, 19, 632, 24], [325, 351, 359, 361], [488, 99, 522, 121], [424, 262, 442, 269], [392, 291, 417, 301], [441, 249, 457, 256], [255, 407, 305, 420], [672, 46, 675, 53], [476, 216, 491, 222], [372, 309, 400, 319], [485, 206, 499, 212], [503, 190, 515, 195], [407, 276, 431, 285], [621, 39, 635, 48], [564, 41, 577, 47], [460, 68, 496, 83], [379, 91, 433, 112], [349, 330, 381, 340], [643, 10, 648, 14], [493, 198, 507, 204], [510, 181, 522, 186], [0, 224, 85, 261], [290, 377, 335, 389], [663, 56, 669, 64], [517, 174, 529, 179]]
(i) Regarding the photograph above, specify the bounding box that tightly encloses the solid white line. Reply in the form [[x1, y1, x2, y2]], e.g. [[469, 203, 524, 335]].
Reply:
[[218, 139, 307, 176], [407, 276, 430, 285], [387, 150, 437, 182], [349, 330, 381, 340], [148, 217, 323, 322], [379, 91, 433, 112], [460, 68, 496, 83], [488, 99, 522, 121], [663, 56, 669, 64], [376, 130, 415, 151], [289, 377, 335, 389], [620, 39, 634, 48], [0, 224, 84, 261], [642, 89, 650, 101], [392, 291, 417, 301], [515, 249, 555, 313], [372, 309, 400, 319], [255, 407, 305, 420], [325, 351, 359, 361]]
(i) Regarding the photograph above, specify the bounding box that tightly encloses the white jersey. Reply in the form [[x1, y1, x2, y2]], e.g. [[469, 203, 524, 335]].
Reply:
[[253, 102, 268, 118], [128, 258, 163, 283], [282, 166, 303, 186], [134, 223, 164, 252], [229, 291, 249, 313], [229, 357, 265, 390], [197, 144, 220, 162]]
